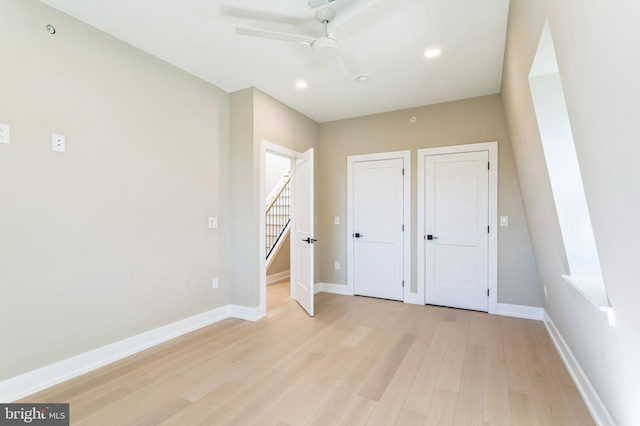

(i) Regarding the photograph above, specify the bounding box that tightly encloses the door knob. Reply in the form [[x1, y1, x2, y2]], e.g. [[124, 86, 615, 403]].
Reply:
[[353, 233, 364, 238], [427, 235, 438, 240], [302, 238, 317, 244]]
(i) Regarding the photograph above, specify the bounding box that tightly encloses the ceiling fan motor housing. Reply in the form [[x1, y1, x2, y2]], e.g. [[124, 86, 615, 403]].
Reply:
[[312, 37, 340, 60]]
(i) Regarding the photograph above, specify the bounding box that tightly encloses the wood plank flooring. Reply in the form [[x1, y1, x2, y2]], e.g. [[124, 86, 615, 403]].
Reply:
[[21, 281, 594, 425]]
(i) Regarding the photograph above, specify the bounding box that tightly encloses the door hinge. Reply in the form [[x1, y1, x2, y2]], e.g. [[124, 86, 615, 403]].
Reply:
[[402, 224, 405, 231], [402, 280, 405, 288], [487, 288, 490, 297], [488, 225, 490, 233], [402, 168, 405, 176], [488, 162, 490, 170]]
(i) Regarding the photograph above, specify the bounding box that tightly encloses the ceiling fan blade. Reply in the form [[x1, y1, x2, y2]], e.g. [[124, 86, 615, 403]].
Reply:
[[331, 0, 416, 40], [324, 54, 354, 78], [220, 5, 310, 27], [235, 27, 314, 45]]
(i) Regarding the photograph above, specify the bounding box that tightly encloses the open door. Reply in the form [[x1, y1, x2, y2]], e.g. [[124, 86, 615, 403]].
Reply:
[[293, 148, 314, 316]]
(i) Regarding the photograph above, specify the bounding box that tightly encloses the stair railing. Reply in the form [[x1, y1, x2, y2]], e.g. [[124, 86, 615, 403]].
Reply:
[[266, 175, 291, 259]]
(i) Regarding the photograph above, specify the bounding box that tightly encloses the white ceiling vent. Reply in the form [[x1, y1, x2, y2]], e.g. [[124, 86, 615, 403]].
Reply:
[[306, 0, 336, 10]]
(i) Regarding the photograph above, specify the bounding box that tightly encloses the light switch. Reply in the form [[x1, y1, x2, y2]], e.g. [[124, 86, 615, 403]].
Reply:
[[500, 216, 509, 227], [334, 216, 340, 225], [208, 217, 218, 228], [334, 261, 340, 270], [52, 133, 65, 152]]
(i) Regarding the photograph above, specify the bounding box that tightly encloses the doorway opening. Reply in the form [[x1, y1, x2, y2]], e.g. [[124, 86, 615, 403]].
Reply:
[[259, 141, 315, 317]]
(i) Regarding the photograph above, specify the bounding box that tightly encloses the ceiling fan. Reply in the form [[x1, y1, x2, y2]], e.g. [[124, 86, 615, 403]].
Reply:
[[235, 7, 351, 75]]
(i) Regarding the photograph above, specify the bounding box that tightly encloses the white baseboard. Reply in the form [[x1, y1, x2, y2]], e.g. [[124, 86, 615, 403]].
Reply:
[[267, 270, 290, 285], [543, 310, 614, 426], [496, 303, 544, 321], [0, 304, 261, 403], [230, 305, 263, 322], [314, 282, 351, 296]]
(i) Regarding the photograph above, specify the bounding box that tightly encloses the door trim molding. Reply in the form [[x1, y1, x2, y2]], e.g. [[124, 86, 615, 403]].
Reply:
[[260, 140, 304, 318], [347, 150, 411, 301], [417, 142, 498, 313]]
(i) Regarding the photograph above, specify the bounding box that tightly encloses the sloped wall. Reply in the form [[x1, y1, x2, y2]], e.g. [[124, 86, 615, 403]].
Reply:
[[501, 0, 640, 422]]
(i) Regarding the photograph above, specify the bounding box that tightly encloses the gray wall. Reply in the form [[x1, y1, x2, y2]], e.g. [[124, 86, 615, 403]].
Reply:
[[267, 233, 291, 277], [229, 88, 318, 308], [501, 0, 640, 423], [317, 95, 542, 307], [0, 0, 230, 381]]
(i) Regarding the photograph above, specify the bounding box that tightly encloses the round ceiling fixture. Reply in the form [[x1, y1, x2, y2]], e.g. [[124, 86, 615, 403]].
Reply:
[[295, 80, 309, 89], [424, 48, 442, 58], [46, 24, 56, 34], [356, 74, 370, 82], [312, 37, 339, 61]]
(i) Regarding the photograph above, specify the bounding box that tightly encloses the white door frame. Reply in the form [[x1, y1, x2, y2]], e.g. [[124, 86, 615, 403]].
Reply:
[[347, 150, 411, 302], [417, 141, 498, 313], [260, 140, 305, 317]]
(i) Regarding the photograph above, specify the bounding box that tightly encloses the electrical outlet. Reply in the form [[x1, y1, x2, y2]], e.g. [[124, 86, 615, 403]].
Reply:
[[212, 277, 219, 290], [334, 261, 340, 270], [0, 123, 10, 144], [334, 216, 340, 225], [52, 133, 65, 152]]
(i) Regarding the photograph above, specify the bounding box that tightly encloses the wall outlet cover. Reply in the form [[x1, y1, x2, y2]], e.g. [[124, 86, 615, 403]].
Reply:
[[0, 123, 10, 144], [52, 133, 65, 152]]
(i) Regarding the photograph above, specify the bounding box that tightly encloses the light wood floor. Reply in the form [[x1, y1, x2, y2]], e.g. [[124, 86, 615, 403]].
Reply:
[[22, 281, 594, 425]]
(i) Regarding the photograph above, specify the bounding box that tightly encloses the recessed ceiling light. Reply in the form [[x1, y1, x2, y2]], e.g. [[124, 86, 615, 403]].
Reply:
[[424, 48, 442, 58], [295, 81, 309, 89], [356, 74, 370, 82]]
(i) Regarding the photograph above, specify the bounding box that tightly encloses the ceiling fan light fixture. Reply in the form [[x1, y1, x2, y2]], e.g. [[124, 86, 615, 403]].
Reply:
[[424, 48, 442, 58], [312, 37, 339, 61]]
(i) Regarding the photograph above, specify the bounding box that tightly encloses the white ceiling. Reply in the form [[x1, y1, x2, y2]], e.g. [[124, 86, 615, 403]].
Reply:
[[39, 0, 511, 123]]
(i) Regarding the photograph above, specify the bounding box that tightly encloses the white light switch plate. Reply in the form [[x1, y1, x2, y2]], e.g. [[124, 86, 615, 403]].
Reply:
[[52, 134, 65, 152], [208, 217, 218, 228], [334, 216, 340, 225], [500, 216, 509, 227]]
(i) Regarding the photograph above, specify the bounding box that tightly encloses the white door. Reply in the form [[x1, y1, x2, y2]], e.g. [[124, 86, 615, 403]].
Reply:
[[425, 151, 489, 311], [293, 148, 314, 316], [353, 158, 404, 301]]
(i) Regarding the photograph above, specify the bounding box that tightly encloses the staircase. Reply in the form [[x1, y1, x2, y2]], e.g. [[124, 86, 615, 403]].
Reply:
[[266, 173, 291, 260]]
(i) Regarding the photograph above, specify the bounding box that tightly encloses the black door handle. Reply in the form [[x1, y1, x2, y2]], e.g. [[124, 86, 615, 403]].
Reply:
[[427, 235, 439, 240], [302, 238, 317, 244], [353, 233, 364, 238]]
